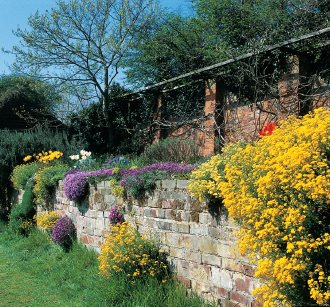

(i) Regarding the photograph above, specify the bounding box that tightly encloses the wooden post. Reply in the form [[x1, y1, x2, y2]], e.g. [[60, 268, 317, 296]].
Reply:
[[199, 79, 222, 156], [153, 92, 163, 143]]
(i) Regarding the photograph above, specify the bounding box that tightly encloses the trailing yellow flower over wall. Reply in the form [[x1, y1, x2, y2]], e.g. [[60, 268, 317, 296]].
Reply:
[[188, 108, 330, 306]]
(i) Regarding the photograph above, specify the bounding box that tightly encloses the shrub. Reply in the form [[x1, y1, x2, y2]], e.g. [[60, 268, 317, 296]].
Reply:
[[10, 162, 41, 189], [52, 215, 76, 251], [139, 138, 201, 165], [9, 182, 36, 235], [0, 127, 83, 219], [188, 108, 330, 306], [103, 156, 130, 168], [99, 222, 170, 283], [36, 211, 60, 233], [33, 164, 70, 206]]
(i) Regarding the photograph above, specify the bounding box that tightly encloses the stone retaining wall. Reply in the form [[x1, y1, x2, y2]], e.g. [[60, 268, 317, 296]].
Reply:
[[38, 179, 260, 306]]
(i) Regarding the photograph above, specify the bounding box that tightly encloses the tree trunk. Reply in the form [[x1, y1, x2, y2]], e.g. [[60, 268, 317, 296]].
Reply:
[[102, 93, 115, 152]]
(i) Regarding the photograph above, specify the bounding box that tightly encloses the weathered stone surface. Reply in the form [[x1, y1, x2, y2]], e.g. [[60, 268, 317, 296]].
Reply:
[[176, 180, 189, 189], [162, 179, 176, 190], [202, 253, 222, 267], [35, 179, 259, 306], [171, 222, 190, 234], [190, 224, 209, 236]]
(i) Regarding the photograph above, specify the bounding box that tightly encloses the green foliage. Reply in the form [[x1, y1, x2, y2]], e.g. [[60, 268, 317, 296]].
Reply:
[[0, 225, 209, 306], [9, 183, 35, 235], [0, 75, 63, 130], [139, 138, 201, 165], [0, 127, 83, 219], [33, 164, 70, 206], [10, 162, 41, 189], [125, 171, 168, 198]]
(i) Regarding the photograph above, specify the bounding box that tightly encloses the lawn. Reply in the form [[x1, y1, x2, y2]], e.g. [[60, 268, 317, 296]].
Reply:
[[0, 222, 209, 307]]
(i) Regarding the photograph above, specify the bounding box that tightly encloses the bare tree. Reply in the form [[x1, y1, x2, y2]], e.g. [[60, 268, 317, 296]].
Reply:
[[9, 0, 158, 147]]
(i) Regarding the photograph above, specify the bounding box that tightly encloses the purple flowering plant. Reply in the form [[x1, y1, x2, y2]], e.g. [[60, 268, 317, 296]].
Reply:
[[108, 205, 124, 225], [52, 215, 76, 250], [63, 162, 196, 201]]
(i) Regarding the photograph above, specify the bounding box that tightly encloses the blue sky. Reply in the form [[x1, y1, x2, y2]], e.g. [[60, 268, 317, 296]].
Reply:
[[0, 0, 191, 75]]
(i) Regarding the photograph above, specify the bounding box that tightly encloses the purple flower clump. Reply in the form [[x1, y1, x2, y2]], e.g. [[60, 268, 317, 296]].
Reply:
[[64, 169, 113, 201], [52, 215, 76, 249], [120, 162, 196, 187], [108, 205, 124, 225], [63, 162, 195, 201]]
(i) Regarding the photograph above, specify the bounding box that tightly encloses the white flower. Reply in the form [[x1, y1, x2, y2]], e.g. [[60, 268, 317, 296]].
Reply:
[[85, 151, 92, 157], [81, 155, 87, 160], [80, 149, 87, 156], [69, 155, 79, 160]]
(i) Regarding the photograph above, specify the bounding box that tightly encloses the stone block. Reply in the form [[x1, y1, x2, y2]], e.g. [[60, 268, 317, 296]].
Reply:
[[189, 263, 211, 282], [222, 258, 244, 273], [190, 224, 209, 236], [191, 280, 211, 293], [217, 243, 238, 259], [94, 218, 105, 236], [176, 180, 189, 189], [186, 251, 202, 263], [104, 194, 116, 205], [176, 275, 192, 288], [156, 221, 171, 231], [96, 181, 106, 188], [180, 211, 190, 222], [171, 191, 187, 202], [199, 213, 210, 224], [202, 253, 222, 267], [162, 179, 176, 190], [230, 291, 251, 306], [144, 208, 151, 217], [165, 209, 173, 220], [213, 287, 229, 299], [235, 277, 252, 294], [155, 180, 162, 189], [157, 208, 165, 219], [172, 222, 190, 234], [170, 246, 185, 259], [161, 200, 172, 209], [184, 202, 191, 211], [86, 218, 96, 235], [211, 267, 233, 290], [150, 208, 157, 218]]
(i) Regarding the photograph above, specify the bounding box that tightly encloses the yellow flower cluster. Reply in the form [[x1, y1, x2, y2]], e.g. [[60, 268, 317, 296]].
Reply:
[[36, 211, 60, 232], [23, 150, 63, 164], [109, 179, 125, 198], [98, 222, 169, 283], [188, 108, 330, 306]]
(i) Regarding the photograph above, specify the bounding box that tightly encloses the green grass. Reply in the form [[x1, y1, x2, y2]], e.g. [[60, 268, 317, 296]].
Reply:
[[0, 222, 211, 307]]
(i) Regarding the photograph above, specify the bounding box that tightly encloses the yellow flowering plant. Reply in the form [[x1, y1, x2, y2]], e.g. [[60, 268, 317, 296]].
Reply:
[[23, 150, 63, 164], [10, 162, 41, 189], [33, 164, 70, 206], [188, 108, 330, 306], [99, 222, 170, 283], [36, 211, 60, 233]]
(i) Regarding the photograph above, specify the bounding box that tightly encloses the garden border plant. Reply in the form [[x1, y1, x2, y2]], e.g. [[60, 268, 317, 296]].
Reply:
[[188, 108, 330, 306]]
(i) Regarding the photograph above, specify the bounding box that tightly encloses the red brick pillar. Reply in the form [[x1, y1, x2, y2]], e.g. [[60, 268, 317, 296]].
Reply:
[[153, 92, 163, 143], [199, 79, 219, 156], [278, 55, 300, 118]]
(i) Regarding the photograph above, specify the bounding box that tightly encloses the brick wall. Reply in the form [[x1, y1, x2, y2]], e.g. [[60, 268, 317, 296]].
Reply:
[[36, 179, 261, 306]]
